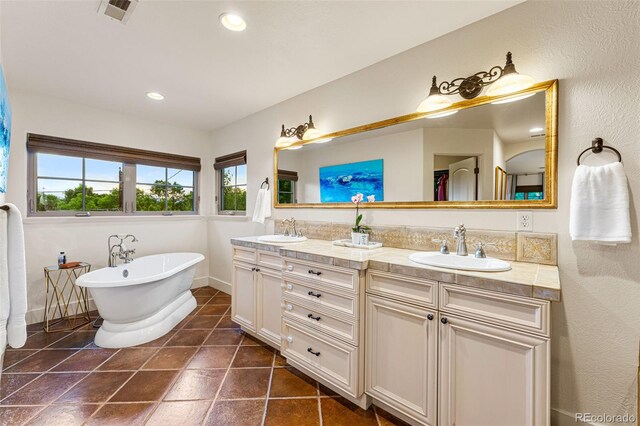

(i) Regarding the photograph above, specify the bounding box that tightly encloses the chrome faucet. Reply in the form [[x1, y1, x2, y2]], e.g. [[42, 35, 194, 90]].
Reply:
[[281, 218, 298, 237], [453, 224, 468, 256], [108, 234, 138, 267], [474, 242, 497, 259], [432, 238, 450, 254]]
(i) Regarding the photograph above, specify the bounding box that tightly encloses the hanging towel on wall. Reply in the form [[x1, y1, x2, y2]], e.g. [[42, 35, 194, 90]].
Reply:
[[0, 209, 9, 359], [570, 162, 631, 244], [252, 188, 272, 224]]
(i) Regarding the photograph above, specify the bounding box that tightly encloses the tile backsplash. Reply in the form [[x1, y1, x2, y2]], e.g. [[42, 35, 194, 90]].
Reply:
[[275, 220, 557, 265]]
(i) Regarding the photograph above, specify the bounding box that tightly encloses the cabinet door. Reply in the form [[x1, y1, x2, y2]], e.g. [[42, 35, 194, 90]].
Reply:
[[256, 267, 282, 347], [231, 261, 256, 332], [439, 314, 549, 426], [365, 295, 437, 426]]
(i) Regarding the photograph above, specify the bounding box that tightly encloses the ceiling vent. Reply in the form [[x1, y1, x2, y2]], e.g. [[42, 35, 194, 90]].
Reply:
[[98, 0, 138, 24]]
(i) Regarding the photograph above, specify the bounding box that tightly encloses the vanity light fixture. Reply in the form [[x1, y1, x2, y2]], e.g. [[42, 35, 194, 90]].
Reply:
[[417, 52, 534, 113], [219, 12, 247, 32], [146, 92, 164, 101], [275, 115, 332, 148]]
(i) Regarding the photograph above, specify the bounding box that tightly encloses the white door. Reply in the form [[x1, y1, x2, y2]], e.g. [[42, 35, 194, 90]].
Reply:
[[256, 267, 283, 347], [439, 314, 549, 426], [365, 295, 437, 426], [448, 157, 477, 201], [231, 261, 257, 332]]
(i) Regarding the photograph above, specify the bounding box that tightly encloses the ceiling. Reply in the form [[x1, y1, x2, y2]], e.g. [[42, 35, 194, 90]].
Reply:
[[1, 0, 522, 131]]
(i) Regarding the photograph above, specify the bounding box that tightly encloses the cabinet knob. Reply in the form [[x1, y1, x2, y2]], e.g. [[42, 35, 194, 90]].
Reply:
[[255, 268, 260, 272], [251, 267, 256, 271], [441, 317, 448, 324], [286, 304, 293, 311], [287, 265, 294, 271], [286, 284, 293, 291], [427, 314, 434, 321], [286, 336, 293, 343]]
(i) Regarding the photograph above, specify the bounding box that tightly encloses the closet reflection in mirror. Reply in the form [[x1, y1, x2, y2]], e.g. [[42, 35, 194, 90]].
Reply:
[[276, 84, 555, 206]]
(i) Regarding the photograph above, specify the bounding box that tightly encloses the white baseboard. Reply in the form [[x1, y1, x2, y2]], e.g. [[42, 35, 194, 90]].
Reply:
[[26, 298, 98, 325], [191, 276, 209, 289], [208, 276, 231, 295]]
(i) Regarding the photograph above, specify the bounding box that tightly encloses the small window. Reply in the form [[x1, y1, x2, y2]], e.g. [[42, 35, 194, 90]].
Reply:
[[27, 134, 201, 216], [214, 150, 247, 215], [277, 169, 298, 204]]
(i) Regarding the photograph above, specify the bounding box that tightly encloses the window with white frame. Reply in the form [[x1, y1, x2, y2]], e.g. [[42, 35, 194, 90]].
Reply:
[[214, 150, 247, 215], [27, 134, 201, 216]]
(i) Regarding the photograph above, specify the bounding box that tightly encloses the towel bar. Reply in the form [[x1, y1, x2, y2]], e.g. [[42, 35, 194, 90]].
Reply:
[[577, 137, 622, 165]]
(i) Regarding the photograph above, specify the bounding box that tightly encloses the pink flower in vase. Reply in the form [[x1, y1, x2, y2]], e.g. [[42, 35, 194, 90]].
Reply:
[[351, 193, 364, 204], [367, 195, 375, 203]]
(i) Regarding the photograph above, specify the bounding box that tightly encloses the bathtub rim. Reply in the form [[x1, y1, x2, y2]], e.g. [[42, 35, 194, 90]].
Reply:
[[76, 252, 204, 288]]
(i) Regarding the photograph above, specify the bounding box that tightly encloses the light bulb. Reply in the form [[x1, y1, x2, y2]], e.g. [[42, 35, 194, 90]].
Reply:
[[219, 13, 247, 32]]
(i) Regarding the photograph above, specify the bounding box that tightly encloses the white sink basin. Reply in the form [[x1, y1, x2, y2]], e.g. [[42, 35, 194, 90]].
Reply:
[[257, 234, 308, 243], [409, 251, 511, 272]]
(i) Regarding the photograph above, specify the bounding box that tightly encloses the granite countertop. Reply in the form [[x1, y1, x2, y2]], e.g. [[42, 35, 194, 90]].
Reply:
[[230, 236, 560, 302]]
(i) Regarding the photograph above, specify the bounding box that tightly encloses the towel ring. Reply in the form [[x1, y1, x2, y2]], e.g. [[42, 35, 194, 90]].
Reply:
[[260, 178, 270, 190], [576, 137, 622, 166], [0, 205, 9, 211]]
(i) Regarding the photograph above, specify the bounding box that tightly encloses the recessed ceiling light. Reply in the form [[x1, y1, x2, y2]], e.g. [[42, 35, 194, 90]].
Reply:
[[219, 12, 246, 32], [529, 126, 544, 133], [146, 92, 164, 101]]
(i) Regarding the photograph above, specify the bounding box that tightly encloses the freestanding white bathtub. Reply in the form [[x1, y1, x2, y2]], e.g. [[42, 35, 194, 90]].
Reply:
[[77, 252, 204, 348]]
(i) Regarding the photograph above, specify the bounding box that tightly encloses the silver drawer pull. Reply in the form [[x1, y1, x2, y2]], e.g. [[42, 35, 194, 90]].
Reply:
[[307, 291, 322, 298], [307, 347, 320, 356], [307, 313, 321, 321]]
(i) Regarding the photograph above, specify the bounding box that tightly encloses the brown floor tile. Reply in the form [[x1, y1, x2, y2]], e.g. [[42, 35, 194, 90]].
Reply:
[[20, 331, 69, 350], [274, 352, 287, 367], [204, 329, 243, 346], [86, 402, 155, 425], [208, 295, 231, 305], [0, 373, 39, 399], [232, 345, 274, 368], [218, 368, 271, 399], [197, 305, 229, 316], [164, 369, 226, 401], [195, 296, 213, 306], [173, 315, 195, 329], [194, 287, 218, 297], [375, 406, 413, 426], [48, 331, 96, 349], [205, 399, 265, 426], [165, 329, 211, 347], [25, 404, 98, 426], [187, 347, 236, 369], [146, 400, 211, 425], [4, 349, 77, 373], [109, 370, 179, 402], [183, 315, 221, 329], [265, 398, 320, 426], [0, 406, 43, 425], [216, 316, 240, 329], [56, 371, 133, 403], [135, 331, 176, 348], [97, 348, 157, 371], [142, 347, 197, 370], [1, 373, 86, 405], [269, 367, 317, 397], [27, 322, 45, 332], [52, 348, 117, 372], [241, 334, 268, 346], [320, 397, 377, 425], [2, 350, 37, 369]]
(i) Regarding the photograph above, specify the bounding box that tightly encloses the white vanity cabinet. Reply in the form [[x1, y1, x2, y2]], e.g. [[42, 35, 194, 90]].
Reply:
[[231, 246, 282, 347], [365, 270, 551, 426]]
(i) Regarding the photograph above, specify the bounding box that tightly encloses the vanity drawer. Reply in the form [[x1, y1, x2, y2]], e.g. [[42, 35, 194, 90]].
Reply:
[[366, 270, 437, 309], [233, 246, 256, 264], [282, 279, 358, 319], [282, 318, 359, 396], [283, 297, 358, 345], [439, 283, 550, 336], [257, 250, 282, 271], [283, 259, 359, 294]]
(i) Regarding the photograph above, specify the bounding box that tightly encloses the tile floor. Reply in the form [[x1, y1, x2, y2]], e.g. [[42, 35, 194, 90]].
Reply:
[[0, 287, 408, 426]]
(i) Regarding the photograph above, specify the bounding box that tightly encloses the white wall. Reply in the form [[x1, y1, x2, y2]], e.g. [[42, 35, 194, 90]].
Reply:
[[5, 90, 212, 322], [208, 1, 640, 422]]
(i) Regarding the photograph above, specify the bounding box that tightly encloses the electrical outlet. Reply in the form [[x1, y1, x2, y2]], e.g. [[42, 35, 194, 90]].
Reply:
[[517, 211, 533, 232]]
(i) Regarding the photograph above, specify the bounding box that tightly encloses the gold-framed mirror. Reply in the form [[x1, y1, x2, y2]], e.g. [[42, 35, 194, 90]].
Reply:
[[274, 79, 557, 209]]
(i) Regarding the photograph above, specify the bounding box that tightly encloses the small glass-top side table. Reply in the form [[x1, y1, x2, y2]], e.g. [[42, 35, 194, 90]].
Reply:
[[43, 262, 92, 332]]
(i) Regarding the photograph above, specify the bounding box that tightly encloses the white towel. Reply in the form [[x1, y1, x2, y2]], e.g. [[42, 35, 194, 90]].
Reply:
[[0, 210, 9, 357], [252, 188, 272, 224], [570, 162, 631, 244], [4, 204, 27, 348]]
